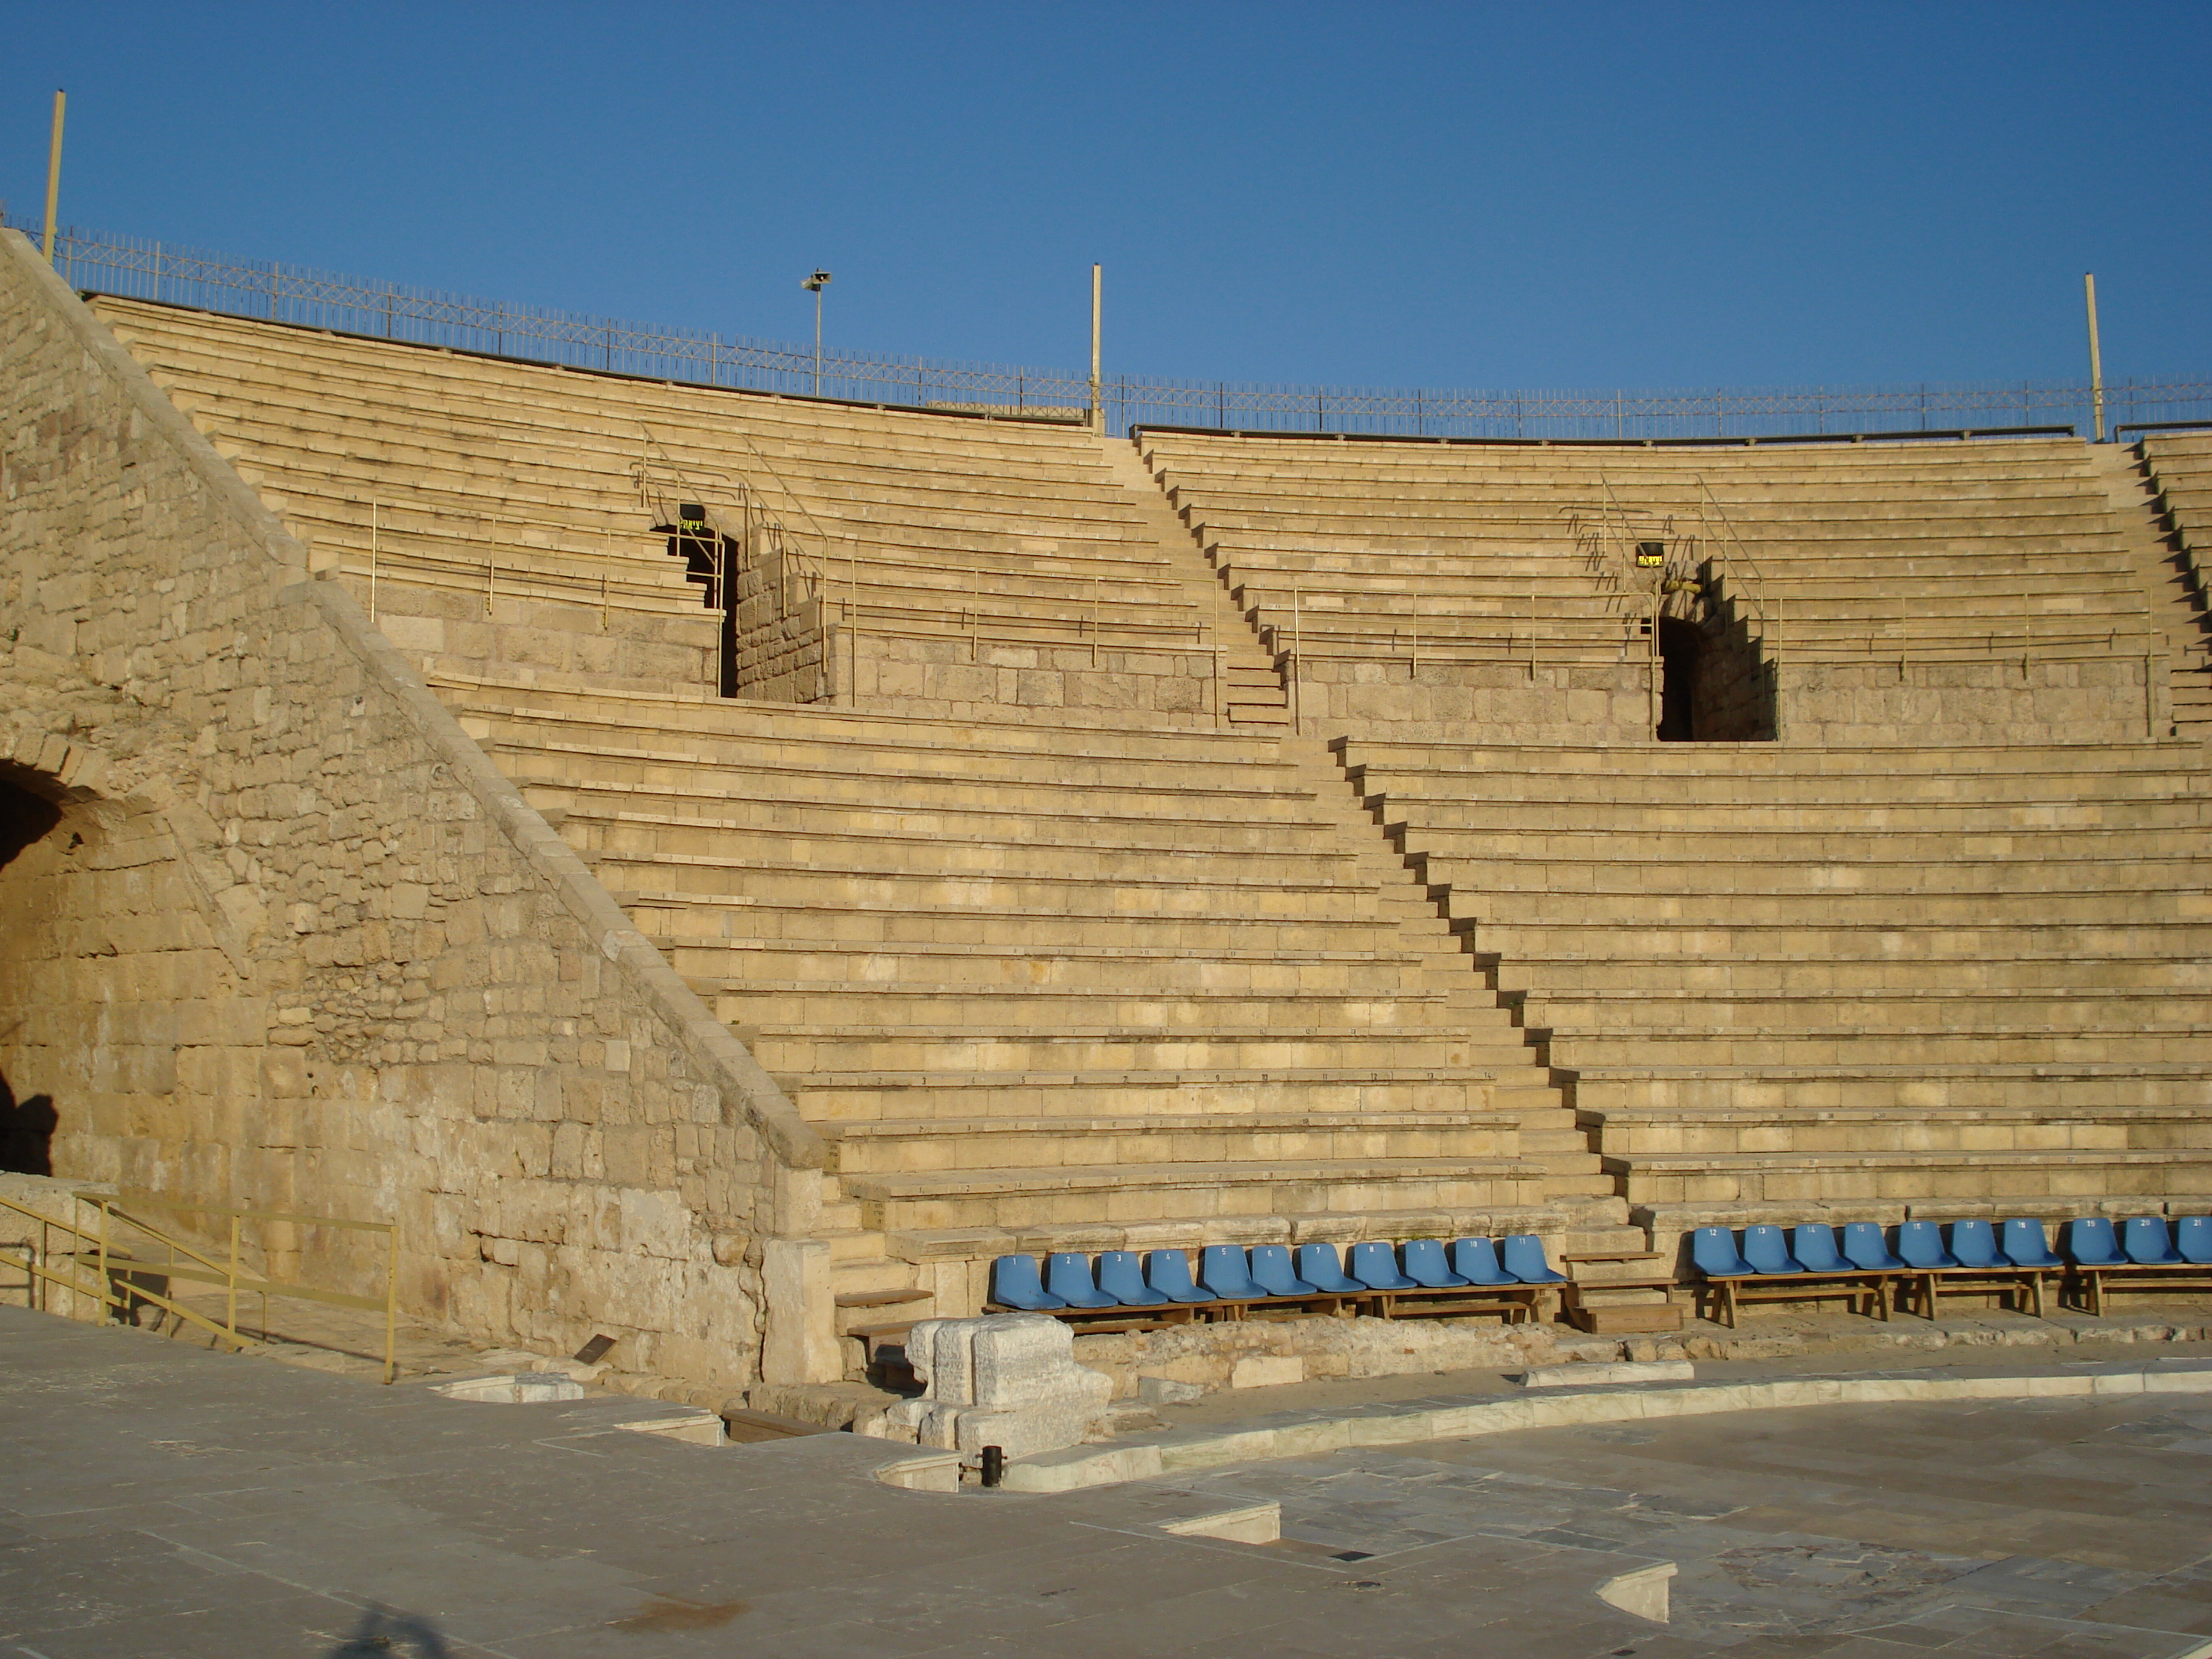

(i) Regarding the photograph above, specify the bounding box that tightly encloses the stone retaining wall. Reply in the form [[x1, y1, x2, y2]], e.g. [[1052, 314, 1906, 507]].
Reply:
[[0, 230, 829, 1391]]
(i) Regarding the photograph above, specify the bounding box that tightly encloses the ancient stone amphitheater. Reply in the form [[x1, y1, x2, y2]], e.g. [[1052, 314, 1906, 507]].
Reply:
[[5, 228, 2211, 1392]]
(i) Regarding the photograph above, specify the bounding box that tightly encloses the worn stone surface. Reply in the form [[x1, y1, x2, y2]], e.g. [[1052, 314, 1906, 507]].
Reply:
[[0, 230, 814, 1390], [9, 1303, 2212, 1658]]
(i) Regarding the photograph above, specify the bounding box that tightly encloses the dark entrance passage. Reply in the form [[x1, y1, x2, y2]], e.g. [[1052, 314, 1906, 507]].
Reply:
[[0, 774, 62, 1174], [651, 503, 743, 697], [1658, 616, 1702, 741]]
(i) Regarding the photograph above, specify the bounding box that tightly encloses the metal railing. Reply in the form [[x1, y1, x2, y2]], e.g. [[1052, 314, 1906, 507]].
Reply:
[[1, 1186, 400, 1382], [16, 213, 2212, 444]]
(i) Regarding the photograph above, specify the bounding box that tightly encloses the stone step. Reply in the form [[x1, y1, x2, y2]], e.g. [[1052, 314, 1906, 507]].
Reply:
[[748, 1027, 1542, 1075], [1550, 1028, 2212, 1068], [783, 1069, 1563, 1121], [613, 891, 1406, 951], [845, 1158, 1557, 1232], [1583, 1102, 2212, 1156], [1570, 1063, 2212, 1113], [1609, 1147, 2212, 1208], [704, 984, 1503, 1031], [821, 1112, 1534, 1173]]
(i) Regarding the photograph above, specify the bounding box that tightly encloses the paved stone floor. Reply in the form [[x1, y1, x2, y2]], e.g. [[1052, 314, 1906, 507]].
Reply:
[[4, 1305, 2211, 1659]]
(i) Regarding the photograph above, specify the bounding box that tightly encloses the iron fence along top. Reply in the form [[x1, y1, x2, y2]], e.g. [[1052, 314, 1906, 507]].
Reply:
[[13, 214, 2212, 441]]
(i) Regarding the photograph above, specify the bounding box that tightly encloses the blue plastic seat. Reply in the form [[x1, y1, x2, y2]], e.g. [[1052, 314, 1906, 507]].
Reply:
[[2067, 1217, 2128, 1267], [1143, 1249, 1216, 1304], [1840, 1223, 1907, 1271], [1295, 1243, 1364, 1293], [1095, 1249, 1170, 1307], [1896, 1220, 1959, 1269], [991, 1254, 1066, 1310], [1046, 1252, 1118, 1308], [1450, 1238, 1517, 1285], [2123, 1217, 2185, 1267], [1792, 1224, 1853, 1274], [1348, 1240, 1419, 1291], [1501, 1235, 1566, 1285], [1199, 1244, 1267, 1300], [1691, 1226, 1756, 1278], [1400, 1239, 1471, 1289], [1947, 1220, 2010, 1269], [1248, 1244, 1318, 1298], [1742, 1225, 1807, 1275], [2175, 1216, 2212, 1266], [2002, 1218, 2064, 1269]]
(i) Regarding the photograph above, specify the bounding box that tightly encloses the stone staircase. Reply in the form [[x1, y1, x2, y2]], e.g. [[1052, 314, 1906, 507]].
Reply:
[[2127, 434, 2212, 738]]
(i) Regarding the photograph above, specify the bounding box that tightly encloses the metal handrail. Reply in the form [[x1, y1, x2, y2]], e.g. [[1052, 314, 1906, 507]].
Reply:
[[1692, 476, 1778, 666], [0, 1187, 400, 1382]]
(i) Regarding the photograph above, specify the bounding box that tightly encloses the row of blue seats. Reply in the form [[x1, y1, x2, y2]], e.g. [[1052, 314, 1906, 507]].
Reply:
[[1694, 1215, 2212, 1279], [993, 1235, 1568, 1312]]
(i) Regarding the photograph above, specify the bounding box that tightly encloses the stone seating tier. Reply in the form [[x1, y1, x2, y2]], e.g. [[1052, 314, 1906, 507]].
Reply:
[[1336, 733, 2212, 1211], [1145, 430, 2153, 742], [451, 685, 1620, 1308], [91, 300, 1254, 722]]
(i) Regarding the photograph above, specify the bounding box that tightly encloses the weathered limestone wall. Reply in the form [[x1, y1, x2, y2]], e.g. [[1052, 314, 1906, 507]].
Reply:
[[0, 230, 829, 1391], [1779, 656, 2158, 746], [729, 531, 829, 703], [835, 626, 1223, 725], [1298, 662, 1654, 745]]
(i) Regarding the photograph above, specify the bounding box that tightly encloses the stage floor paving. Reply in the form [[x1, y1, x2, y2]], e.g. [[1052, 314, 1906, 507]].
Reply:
[[3, 1304, 2211, 1659]]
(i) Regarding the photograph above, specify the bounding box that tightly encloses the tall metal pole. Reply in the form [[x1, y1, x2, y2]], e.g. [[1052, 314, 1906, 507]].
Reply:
[[2083, 272, 2106, 443], [1089, 263, 1102, 432], [802, 270, 831, 396], [42, 89, 66, 266]]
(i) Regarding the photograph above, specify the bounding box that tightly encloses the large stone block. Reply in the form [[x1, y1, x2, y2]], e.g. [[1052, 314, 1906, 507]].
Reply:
[[870, 1313, 1113, 1460]]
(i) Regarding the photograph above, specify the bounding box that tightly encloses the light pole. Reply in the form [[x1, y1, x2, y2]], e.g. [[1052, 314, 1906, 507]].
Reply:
[[42, 89, 66, 266], [2083, 272, 2105, 443], [1089, 263, 1102, 431], [802, 269, 832, 395]]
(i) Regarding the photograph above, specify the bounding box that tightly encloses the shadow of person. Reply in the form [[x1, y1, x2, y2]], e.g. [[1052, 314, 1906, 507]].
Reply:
[[0, 1072, 56, 1177], [325, 1606, 451, 1658]]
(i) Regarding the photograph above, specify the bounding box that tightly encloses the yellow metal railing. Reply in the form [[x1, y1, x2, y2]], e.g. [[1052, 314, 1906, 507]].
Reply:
[[0, 1188, 399, 1383]]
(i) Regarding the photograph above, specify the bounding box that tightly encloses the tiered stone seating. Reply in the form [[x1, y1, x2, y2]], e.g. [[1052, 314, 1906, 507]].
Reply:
[[93, 299, 1277, 725], [1336, 734, 2212, 1256], [90, 300, 728, 693], [2135, 433, 2212, 735], [1143, 432, 2156, 743], [459, 687, 1618, 1312]]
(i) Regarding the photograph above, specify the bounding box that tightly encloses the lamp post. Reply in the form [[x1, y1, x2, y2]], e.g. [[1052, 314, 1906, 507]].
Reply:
[[802, 269, 832, 395], [42, 89, 66, 266], [2083, 272, 2105, 444]]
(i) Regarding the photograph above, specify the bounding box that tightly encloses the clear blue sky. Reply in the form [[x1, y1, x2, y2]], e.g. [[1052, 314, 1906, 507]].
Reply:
[[6, 3, 2208, 392]]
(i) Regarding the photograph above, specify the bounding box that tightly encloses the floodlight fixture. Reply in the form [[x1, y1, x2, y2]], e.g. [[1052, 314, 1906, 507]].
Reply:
[[803, 269, 832, 395]]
